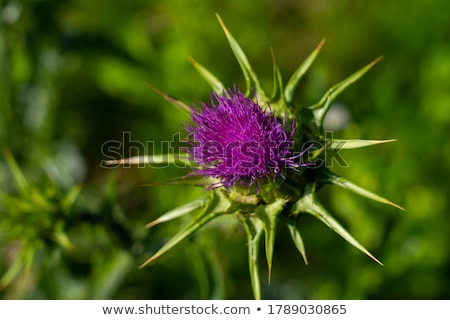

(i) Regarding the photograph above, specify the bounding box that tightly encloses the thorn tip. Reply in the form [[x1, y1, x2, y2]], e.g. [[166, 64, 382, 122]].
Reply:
[[215, 12, 227, 33], [316, 38, 326, 51], [145, 220, 160, 228], [370, 56, 384, 67], [139, 255, 158, 269]]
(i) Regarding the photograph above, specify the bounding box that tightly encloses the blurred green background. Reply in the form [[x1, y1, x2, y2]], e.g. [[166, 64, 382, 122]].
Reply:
[[1, 0, 449, 299]]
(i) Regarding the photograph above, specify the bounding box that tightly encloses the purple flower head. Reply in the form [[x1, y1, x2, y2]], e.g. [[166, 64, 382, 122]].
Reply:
[[185, 87, 311, 189]]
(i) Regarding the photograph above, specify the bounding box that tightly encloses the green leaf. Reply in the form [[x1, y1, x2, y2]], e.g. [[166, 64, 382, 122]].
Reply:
[[52, 220, 73, 250], [269, 49, 291, 117], [216, 13, 268, 101], [141, 175, 218, 187], [306, 138, 397, 163], [139, 190, 230, 268], [91, 250, 133, 299], [145, 197, 209, 228], [285, 218, 308, 265], [145, 82, 190, 114], [254, 198, 287, 283], [189, 56, 225, 93], [62, 184, 82, 214], [285, 39, 326, 104], [321, 169, 404, 210], [328, 139, 397, 150], [184, 242, 211, 299], [53, 230, 73, 251], [1, 242, 39, 289], [239, 214, 264, 300], [0, 253, 24, 289], [292, 184, 383, 265], [2, 148, 30, 195], [102, 153, 193, 167], [309, 56, 383, 129]]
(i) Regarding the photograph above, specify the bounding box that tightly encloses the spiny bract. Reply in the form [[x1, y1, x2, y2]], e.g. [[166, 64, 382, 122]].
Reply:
[[108, 13, 403, 299]]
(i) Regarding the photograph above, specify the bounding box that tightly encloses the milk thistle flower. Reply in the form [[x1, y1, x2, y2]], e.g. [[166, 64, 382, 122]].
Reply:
[[107, 13, 403, 299], [185, 86, 311, 189]]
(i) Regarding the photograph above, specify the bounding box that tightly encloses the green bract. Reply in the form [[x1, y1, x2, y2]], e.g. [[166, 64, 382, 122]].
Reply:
[[109, 13, 403, 299]]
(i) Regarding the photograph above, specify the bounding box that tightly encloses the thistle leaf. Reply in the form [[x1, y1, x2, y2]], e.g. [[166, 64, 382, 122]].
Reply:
[[215, 13, 268, 101], [53, 230, 73, 251], [141, 176, 219, 187], [145, 82, 190, 114], [189, 57, 226, 94], [139, 190, 230, 268], [254, 198, 287, 283], [90, 250, 133, 300], [285, 39, 326, 104], [0, 255, 24, 289], [322, 169, 404, 210], [62, 184, 82, 214], [239, 214, 264, 300], [145, 197, 209, 228], [270, 49, 284, 101], [285, 218, 308, 265], [309, 56, 383, 129], [103, 153, 192, 167], [2, 148, 30, 195], [292, 184, 383, 265], [328, 139, 397, 150], [270, 49, 290, 116], [307, 138, 397, 160], [1, 243, 39, 289]]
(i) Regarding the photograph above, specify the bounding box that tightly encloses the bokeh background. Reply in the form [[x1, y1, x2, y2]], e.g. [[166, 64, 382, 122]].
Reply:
[[1, 0, 449, 299]]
